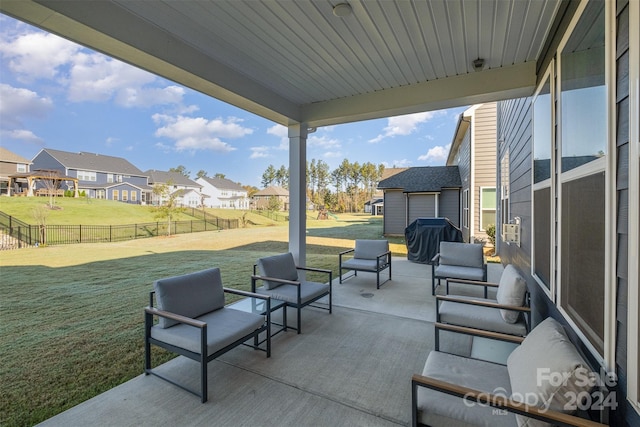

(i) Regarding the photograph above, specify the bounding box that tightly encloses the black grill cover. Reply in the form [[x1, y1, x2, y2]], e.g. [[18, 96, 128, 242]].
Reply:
[[405, 218, 463, 264]]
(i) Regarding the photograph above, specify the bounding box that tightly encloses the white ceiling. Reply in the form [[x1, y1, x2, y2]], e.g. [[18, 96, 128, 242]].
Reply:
[[1, 0, 567, 127]]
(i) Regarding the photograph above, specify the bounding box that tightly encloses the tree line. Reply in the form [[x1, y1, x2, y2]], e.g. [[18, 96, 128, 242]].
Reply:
[[169, 159, 386, 213], [261, 159, 385, 213]]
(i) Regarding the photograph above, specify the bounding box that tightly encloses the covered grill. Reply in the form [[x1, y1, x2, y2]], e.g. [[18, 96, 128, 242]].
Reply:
[[404, 218, 463, 264]]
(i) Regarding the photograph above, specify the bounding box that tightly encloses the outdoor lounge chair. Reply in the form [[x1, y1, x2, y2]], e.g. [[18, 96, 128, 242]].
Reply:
[[252, 252, 332, 334], [339, 239, 392, 289], [412, 318, 609, 427], [435, 264, 531, 341], [431, 241, 486, 295], [145, 267, 270, 403]]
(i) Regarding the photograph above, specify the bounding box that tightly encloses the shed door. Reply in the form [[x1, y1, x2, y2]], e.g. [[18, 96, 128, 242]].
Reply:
[[408, 194, 436, 224], [383, 190, 406, 235]]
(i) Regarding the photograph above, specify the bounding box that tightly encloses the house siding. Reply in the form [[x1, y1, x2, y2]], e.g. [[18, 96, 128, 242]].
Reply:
[[439, 189, 461, 227], [496, 1, 639, 423], [473, 103, 498, 240], [407, 193, 436, 224], [615, 1, 637, 425], [383, 190, 406, 236], [457, 131, 472, 242]]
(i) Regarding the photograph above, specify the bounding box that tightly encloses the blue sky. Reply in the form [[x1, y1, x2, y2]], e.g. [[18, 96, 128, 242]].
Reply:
[[0, 15, 467, 188]]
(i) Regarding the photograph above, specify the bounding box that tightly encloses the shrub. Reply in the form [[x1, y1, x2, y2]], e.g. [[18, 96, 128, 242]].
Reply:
[[486, 223, 496, 247]]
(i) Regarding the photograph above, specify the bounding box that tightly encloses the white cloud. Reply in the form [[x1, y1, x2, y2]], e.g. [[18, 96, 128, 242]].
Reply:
[[0, 84, 53, 127], [115, 85, 185, 108], [382, 159, 412, 168], [153, 114, 253, 152], [308, 134, 340, 149], [418, 143, 451, 163], [368, 111, 445, 143], [250, 146, 270, 159], [0, 128, 44, 145], [0, 26, 187, 109], [0, 31, 79, 81], [67, 52, 156, 103], [324, 151, 343, 158]]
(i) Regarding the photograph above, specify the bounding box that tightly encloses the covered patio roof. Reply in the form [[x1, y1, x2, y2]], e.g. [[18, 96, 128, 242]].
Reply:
[[0, 0, 569, 127]]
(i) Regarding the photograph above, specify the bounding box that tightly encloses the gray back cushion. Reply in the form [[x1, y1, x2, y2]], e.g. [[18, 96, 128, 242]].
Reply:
[[496, 264, 527, 323], [439, 242, 484, 268], [354, 239, 389, 260], [154, 267, 225, 328], [257, 252, 299, 290], [507, 317, 595, 427]]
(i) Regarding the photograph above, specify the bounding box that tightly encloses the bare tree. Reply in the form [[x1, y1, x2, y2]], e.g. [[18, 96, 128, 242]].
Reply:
[[152, 181, 185, 236]]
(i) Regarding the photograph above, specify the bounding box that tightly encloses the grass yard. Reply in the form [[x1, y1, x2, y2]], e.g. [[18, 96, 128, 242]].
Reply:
[[0, 212, 406, 426]]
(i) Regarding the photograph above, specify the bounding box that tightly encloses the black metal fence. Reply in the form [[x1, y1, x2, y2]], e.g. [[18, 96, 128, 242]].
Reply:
[[0, 211, 239, 249]]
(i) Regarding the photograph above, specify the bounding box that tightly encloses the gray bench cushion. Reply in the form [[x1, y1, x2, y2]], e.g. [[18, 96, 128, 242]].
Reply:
[[496, 265, 527, 323], [507, 317, 595, 427], [154, 268, 225, 328], [439, 242, 484, 268], [435, 264, 485, 281], [439, 296, 528, 336], [417, 351, 516, 427], [255, 281, 329, 305], [150, 308, 265, 355], [353, 239, 388, 259], [257, 253, 299, 290]]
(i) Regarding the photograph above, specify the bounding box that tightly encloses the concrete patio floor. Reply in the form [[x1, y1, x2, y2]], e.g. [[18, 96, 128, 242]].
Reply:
[[37, 258, 504, 427]]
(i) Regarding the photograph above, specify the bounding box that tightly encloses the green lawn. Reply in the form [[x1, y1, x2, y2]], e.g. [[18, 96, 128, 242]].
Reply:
[[0, 212, 406, 426]]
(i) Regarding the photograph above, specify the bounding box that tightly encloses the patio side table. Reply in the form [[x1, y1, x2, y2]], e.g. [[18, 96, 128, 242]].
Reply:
[[228, 297, 287, 339]]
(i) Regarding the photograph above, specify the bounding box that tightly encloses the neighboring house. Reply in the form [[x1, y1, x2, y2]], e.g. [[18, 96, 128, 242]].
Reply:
[[364, 194, 383, 215], [377, 166, 462, 236], [0, 147, 31, 195], [196, 176, 249, 209], [31, 148, 151, 204], [145, 170, 203, 207], [252, 186, 289, 211], [446, 102, 497, 243]]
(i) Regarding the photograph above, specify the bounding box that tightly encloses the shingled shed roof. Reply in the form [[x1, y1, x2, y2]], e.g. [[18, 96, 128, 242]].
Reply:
[[377, 166, 461, 193]]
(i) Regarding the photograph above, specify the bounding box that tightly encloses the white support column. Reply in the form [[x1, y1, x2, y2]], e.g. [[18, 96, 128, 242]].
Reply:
[[288, 123, 308, 267]]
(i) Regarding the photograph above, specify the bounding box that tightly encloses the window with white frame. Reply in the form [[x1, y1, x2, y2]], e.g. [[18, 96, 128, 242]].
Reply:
[[462, 189, 469, 229], [500, 151, 510, 227], [121, 190, 128, 202], [532, 71, 554, 292], [112, 190, 119, 201], [558, 0, 607, 357], [479, 187, 496, 231], [107, 174, 114, 183], [529, 0, 608, 360], [628, 0, 640, 410], [16, 163, 26, 172], [77, 170, 96, 181]]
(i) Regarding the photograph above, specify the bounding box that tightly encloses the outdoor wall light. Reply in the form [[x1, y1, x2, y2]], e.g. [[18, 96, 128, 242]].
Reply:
[[472, 58, 485, 72], [333, 3, 352, 17]]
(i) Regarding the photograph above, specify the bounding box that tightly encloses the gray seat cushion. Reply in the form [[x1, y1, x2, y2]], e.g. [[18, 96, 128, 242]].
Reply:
[[257, 253, 299, 290], [435, 264, 485, 281], [341, 258, 384, 272], [417, 351, 516, 427], [496, 265, 527, 323], [150, 308, 265, 355], [255, 281, 329, 305], [154, 268, 225, 328], [353, 239, 389, 260], [439, 297, 528, 336], [507, 317, 595, 427]]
